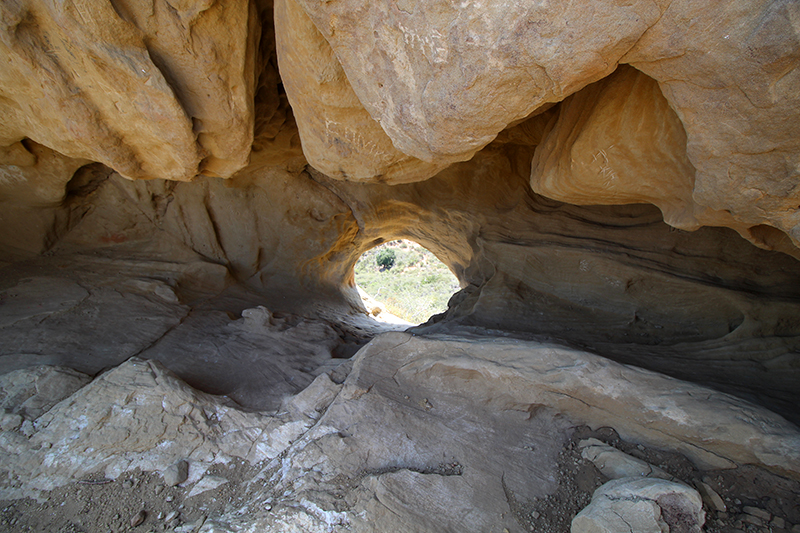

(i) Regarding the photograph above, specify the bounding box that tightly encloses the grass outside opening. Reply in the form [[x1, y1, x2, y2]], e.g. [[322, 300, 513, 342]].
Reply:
[[354, 240, 460, 324]]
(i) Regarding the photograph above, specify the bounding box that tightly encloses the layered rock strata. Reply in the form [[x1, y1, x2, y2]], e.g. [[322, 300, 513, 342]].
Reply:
[[284, 0, 800, 254], [2, 131, 799, 422]]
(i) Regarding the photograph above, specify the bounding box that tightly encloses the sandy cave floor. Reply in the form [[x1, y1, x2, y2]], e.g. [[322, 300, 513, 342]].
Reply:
[[2, 425, 799, 533]]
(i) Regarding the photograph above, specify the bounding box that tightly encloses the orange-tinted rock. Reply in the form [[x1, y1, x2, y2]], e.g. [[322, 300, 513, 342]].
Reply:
[[0, 0, 257, 181], [624, 0, 800, 251], [294, 0, 661, 165], [531, 66, 701, 230], [274, 0, 444, 183]]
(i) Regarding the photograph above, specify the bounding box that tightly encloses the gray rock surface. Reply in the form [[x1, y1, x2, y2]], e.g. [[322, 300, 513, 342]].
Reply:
[[235, 333, 799, 531], [0, 357, 339, 500], [571, 478, 705, 533], [327, 334, 800, 475], [0, 332, 798, 531], [0, 365, 90, 420], [579, 438, 671, 480], [164, 460, 190, 487], [4, 133, 800, 426], [0, 255, 362, 412]]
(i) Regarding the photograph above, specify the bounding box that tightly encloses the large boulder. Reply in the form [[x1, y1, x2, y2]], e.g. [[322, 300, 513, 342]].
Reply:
[[572, 478, 705, 533], [293, 0, 661, 165], [288, 0, 800, 253], [274, 0, 445, 183], [0, 0, 257, 181]]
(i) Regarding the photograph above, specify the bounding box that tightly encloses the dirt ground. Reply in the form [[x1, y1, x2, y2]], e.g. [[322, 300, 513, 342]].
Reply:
[[0, 459, 265, 533], [2, 426, 799, 533], [514, 426, 800, 533]]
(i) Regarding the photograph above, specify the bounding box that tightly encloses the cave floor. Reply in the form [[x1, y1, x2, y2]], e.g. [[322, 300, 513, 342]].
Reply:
[[4, 427, 797, 533]]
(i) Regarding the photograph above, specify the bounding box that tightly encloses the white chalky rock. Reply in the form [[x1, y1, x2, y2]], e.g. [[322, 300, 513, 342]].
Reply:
[[571, 477, 704, 533]]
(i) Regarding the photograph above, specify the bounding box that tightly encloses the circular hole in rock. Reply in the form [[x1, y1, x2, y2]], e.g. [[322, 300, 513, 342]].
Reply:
[[354, 240, 460, 325]]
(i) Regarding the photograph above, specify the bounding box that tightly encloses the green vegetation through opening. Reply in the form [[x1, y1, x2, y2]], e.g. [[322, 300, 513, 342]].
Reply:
[[354, 240, 460, 324]]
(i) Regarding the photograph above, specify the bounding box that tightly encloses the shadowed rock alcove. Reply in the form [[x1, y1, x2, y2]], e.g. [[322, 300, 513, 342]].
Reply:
[[1, 0, 800, 531]]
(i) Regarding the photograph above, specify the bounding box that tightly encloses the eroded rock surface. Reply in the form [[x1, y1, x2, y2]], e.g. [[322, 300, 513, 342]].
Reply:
[[1, 333, 798, 531], [0, 0, 257, 181], [293, 0, 661, 165], [530, 65, 704, 230], [2, 0, 798, 251], [311, 149, 800, 423], [274, 0, 445, 183], [0, 365, 90, 421], [572, 478, 705, 533], [0, 357, 331, 501], [3, 127, 800, 423], [623, 0, 800, 250], [288, 0, 800, 252], [1, 2, 800, 531], [248, 333, 800, 532]]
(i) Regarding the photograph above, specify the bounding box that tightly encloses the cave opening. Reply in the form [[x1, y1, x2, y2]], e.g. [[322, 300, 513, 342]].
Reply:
[[353, 239, 461, 325]]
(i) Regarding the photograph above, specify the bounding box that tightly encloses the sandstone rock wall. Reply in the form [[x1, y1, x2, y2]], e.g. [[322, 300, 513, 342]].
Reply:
[[1, 5, 800, 528], [530, 65, 703, 230], [3, 0, 798, 253], [307, 137, 800, 423], [273, 0, 445, 183], [0, 0, 258, 181], [4, 125, 797, 421], [3, 334, 799, 529], [1, 0, 799, 425], [623, 0, 800, 251], [284, 0, 800, 255]]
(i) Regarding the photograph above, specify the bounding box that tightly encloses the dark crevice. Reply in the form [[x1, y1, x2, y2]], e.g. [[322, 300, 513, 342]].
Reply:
[[362, 461, 464, 478]]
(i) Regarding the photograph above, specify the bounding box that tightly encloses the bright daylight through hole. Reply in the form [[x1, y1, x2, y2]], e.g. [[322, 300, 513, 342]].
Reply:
[[354, 240, 460, 325]]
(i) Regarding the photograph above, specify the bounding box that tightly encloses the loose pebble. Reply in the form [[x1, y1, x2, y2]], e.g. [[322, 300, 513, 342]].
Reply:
[[743, 514, 764, 527], [164, 460, 189, 487], [130, 510, 147, 527], [743, 506, 771, 521]]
